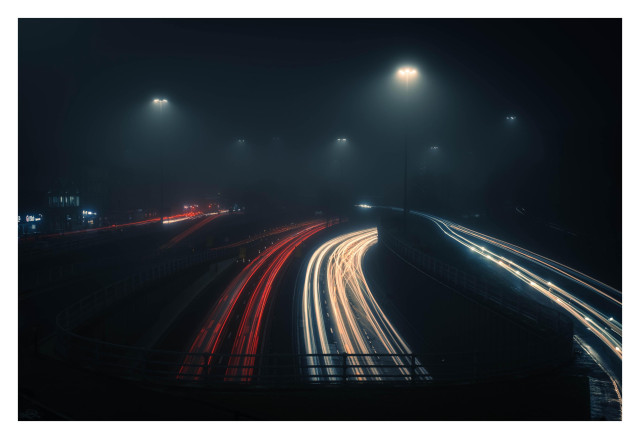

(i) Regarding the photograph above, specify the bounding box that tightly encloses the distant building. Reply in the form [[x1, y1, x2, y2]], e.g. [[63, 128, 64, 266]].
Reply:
[[45, 187, 82, 233], [18, 214, 43, 235]]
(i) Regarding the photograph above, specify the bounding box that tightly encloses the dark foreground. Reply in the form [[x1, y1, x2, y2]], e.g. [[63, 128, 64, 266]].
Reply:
[[19, 347, 589, 420]]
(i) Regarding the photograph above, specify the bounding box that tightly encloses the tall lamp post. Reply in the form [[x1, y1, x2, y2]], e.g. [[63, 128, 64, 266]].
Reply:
[[398, 68, 417, 233], [336, 138, 348, 222], [153, 98, 168, 223]]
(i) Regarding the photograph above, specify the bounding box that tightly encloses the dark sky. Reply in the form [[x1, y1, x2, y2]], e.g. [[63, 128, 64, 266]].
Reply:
[[19, 19, 621, 235]]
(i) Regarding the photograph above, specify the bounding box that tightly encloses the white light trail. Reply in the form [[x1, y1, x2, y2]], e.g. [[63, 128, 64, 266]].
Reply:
[[301, 228, 428, 382]]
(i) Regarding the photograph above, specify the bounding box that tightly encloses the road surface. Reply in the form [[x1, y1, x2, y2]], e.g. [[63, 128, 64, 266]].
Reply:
[[359, 205, 621, 392], [178, 220, 332, 382], [298, 228, 428, 382]]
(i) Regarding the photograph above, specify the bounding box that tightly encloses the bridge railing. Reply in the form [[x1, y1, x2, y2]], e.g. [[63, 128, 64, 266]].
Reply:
[[55, 319, 570, 387]]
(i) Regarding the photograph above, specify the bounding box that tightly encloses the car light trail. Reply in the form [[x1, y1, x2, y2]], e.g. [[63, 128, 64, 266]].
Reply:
[[209, 220, 321, 251], [160, 212, 224, 250], [161, 211, 205, 224], [359, 205, 622, 371], [34, 211, 206, 239], [427, 214, 622, 360], [178, 220, 332, 381], [225, 223, 329, 381], [447, 223, 621, 305], [300, 228, 428, 382]]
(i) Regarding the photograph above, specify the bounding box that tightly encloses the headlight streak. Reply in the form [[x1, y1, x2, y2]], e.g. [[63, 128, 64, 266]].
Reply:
[[301, 228, 428, 382], [429, 217, 621, 358], [160, 213, 222, 249], [448, 223, 621, 304], [359, 206, 621, 362]]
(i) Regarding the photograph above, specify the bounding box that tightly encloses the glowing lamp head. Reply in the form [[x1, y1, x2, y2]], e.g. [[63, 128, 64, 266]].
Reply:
[[398, 67, 417, 76]]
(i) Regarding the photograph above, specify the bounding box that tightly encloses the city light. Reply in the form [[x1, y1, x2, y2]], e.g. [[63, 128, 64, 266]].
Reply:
[[25, 214, 42, 222]]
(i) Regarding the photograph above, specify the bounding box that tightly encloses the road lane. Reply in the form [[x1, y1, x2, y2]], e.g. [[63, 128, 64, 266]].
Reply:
[[359, 205, 621, 390], [178, 220, 330, 381], [300, 228, 428, 382]]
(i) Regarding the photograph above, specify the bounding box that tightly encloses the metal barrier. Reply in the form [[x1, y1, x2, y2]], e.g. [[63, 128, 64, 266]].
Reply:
[[55, 324, 569, 386], [55, 246, 238, 337], [378, 227, 573, 337]]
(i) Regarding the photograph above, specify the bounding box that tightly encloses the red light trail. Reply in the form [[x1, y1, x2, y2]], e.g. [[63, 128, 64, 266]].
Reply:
[[225, 223, 329, 381], [178, 219, 336, 381], [35, 211, 204, 239], [208, 220, 321, 251]]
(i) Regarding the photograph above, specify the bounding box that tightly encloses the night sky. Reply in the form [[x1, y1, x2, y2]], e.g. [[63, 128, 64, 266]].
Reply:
[[19, 19, 621, 238]]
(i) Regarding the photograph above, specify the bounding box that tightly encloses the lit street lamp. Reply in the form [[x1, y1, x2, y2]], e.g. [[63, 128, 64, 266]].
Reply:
[[398, 67, 417, 232], [153, 98, 168, 223]]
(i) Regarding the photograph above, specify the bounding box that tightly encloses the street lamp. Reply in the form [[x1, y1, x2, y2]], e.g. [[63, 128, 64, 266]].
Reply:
[[153, 98, 168, 223], [397, 67, 417, 232], [333, 137, 348, 223]]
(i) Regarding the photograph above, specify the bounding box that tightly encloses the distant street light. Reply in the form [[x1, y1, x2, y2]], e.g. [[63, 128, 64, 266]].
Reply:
[[397, 67, 417, 231], [153, 98, 168, 223]]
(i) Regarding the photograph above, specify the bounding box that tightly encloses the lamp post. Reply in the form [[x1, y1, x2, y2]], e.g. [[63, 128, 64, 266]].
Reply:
[[153, 98, 168, 224], [398, 68, 417, 233], [336, 138, 348, 222]]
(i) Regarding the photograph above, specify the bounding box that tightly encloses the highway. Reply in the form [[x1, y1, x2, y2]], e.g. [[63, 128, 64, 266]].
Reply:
[[359, 205, 622, 391], [299, 228, 428, 382], [160, 212, 225, 250], [178, 220, 332, 381]]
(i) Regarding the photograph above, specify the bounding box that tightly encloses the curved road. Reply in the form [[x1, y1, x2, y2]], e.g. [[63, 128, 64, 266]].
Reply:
[[358, 205, 621, 395], [299, 228, 428, 382], [178, 220, 330, 382]]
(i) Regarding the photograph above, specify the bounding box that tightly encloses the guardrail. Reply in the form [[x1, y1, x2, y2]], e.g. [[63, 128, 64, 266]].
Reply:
[[378, 227, 573, 338], [55, 246, 237, 334], [55, 325, 569, 386]]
